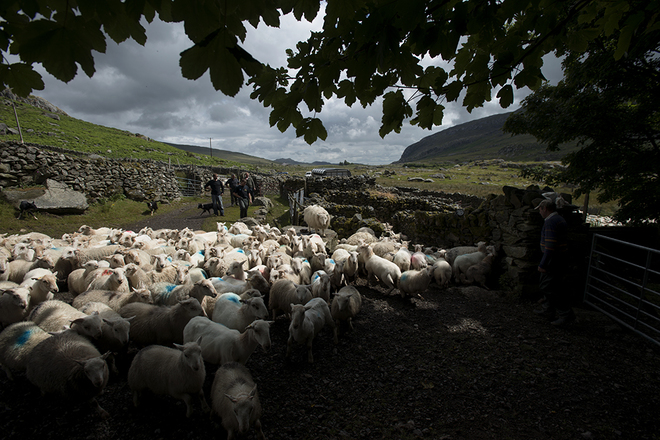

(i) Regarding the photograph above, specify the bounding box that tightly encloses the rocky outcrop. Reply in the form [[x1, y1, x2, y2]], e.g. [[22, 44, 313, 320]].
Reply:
[[2, 179, 88, 214]]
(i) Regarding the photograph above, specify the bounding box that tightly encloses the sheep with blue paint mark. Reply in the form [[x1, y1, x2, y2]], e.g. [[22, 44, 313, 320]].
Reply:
[[212, 293, 269, 332], [0, 321, 51, 379], [397, 266, 434, 299], [119, 297, 204, 346], [311, 270, 331, 302], [183, 316, 272, 365], [150, 279, 217, 306]]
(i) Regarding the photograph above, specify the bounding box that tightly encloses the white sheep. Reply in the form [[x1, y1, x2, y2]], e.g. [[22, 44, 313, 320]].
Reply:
[[25, 330, 111, 418], [211, 270, 269, 297], [328, 260, 344, 290], [445, 241, 487, 266], [203, 257, 227, 278], [78, 302, 133, 353], [29, 300, 104, 339], [330, 248, 350, 264], [20, 271, 59, 312], [311, 269, 331, 302], [431, 250, 452, 288], [291, 256, 312, 285], [146, 264, 179, 285], [0, 287, 30, 328], [119, 297, 204, 346], [460, 253, 496, 289], [127, 338, 209, 418], [268, 279, 313, 320], [151, 279, 217, 306], [212, 293, 269, 332], [183, 316, 272, 365], [287, 297, 336, 363], [392, 245, 412, 272], [87, 267, 129, 293], [211, 362, 265, 440], [124, 262, 150, 290], [67, 260, 101, 295], [0, 321, 51, 379], [411, 245, 429, 270], [358, 244, 401, 295], [342, 251, 359, 284], [1, 255, 54, 284], [397, 266, 434, 299], [452, 242, 489, 281], [331, 285, 362, 340], [303, 205, 332, 237], [72, 287, 153, 311], [309, 252, 327, 273]]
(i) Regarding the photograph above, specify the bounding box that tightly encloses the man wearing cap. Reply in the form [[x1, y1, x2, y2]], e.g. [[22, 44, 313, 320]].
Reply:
[[535, 199, 575, 326], [204, 173, 224, 216]]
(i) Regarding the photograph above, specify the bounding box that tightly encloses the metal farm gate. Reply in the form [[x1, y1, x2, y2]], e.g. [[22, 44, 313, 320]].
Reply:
[[584, 234, 660, 347], [176, 176, 202, 197]]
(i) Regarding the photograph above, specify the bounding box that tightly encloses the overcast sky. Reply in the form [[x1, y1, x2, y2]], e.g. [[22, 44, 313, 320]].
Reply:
[[30, 9, 564, 165]]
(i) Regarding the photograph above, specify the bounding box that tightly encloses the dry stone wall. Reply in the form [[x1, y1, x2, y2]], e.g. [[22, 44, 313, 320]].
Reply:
[[0, 141, 181, 202], [295, 177, 588, 298], [0, 142, 285, 205]]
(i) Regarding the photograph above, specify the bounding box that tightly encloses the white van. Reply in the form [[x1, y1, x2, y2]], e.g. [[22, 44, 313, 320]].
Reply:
[[305, 171, 312, 178]]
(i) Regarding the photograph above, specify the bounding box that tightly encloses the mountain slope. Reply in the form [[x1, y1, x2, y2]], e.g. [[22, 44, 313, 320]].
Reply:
[[396, 112, 576, 164]]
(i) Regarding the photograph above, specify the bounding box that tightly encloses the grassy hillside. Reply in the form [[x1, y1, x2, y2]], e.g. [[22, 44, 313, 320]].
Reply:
[[0, 94, 278, 168], [396, 112, 579, 164]]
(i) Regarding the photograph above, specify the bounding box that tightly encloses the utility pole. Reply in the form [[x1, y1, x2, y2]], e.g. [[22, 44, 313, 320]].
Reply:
[[209, 138, 212, 158]]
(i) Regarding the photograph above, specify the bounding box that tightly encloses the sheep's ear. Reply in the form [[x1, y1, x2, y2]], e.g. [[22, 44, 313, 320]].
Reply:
[[71, 318, 84, 325], [173, 343, 185, 351], [195, 335, 202, 345], [101, 351, 111, 360], [266, 320, 275, 326], [225, 393, 239, 403], [249, 384, 258, 399]]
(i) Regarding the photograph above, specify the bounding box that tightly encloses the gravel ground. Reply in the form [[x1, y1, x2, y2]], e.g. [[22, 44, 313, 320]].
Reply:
[[1, 203, 659, 440]]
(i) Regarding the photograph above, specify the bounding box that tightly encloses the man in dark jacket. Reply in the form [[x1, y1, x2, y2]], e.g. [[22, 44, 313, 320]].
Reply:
[[225, 174, 238, 206], [204, 173, 224, 216], [232, 178, 250, 218], [535, 199, 574, 326]]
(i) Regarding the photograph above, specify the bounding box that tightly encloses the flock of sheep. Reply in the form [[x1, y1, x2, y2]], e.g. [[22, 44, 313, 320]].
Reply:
[[0, 204, 496, 439]]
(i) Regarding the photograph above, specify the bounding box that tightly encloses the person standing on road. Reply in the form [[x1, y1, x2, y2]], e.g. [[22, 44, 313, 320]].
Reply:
[[534, 199, 575, 326], [233, 178, 250, 218], [204, 173, 224, 216]]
